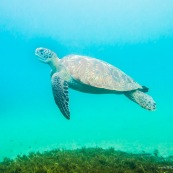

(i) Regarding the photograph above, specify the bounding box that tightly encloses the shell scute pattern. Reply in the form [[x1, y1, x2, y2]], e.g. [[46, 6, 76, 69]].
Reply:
[[61, 55, 142, 91]]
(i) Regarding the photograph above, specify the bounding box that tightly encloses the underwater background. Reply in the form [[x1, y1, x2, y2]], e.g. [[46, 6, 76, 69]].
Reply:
[[0, 0, 173, 161]]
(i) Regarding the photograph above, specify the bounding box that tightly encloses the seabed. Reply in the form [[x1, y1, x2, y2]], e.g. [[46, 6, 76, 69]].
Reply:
[[0, 147, 173, 173]]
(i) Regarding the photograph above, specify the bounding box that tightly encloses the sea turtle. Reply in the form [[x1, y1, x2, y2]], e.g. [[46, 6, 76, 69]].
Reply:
[[35, 47, 156, 120]]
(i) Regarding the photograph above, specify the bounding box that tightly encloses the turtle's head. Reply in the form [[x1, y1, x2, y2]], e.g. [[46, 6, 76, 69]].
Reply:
[[35, 47, 57, 63]]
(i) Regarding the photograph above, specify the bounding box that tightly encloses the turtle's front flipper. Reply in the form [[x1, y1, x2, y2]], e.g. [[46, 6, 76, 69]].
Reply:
[[51, 73, 70, 120]]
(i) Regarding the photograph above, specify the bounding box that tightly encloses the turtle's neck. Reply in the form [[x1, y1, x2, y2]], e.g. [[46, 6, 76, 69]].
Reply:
[[48, 56, 60, 72]]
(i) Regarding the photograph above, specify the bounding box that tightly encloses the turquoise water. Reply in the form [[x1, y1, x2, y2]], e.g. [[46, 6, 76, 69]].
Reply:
[[0, 0, 173, 161]]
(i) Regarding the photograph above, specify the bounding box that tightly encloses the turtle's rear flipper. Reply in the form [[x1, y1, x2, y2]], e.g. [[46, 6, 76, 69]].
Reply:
[[124, 90, 156, 111]]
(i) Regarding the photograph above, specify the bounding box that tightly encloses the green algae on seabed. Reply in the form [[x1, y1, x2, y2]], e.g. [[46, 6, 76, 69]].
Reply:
[[0, 148, 173, 173]]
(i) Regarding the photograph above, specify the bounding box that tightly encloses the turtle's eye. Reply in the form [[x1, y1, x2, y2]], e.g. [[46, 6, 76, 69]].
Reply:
[[39, 49, 44, 53], [40, 49, 44, 52]]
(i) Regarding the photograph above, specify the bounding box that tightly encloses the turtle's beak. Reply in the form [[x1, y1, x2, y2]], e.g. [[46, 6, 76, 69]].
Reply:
[[35, 47, 43, 56], [35, 48, 41, 58]]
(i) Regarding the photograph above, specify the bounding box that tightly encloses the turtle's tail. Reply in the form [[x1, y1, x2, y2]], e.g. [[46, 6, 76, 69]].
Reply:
[[124, 90, 156, 111]]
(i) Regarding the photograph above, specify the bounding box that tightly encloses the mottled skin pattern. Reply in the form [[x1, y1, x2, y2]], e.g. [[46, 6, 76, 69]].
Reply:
[[51, 74, 70, 119], [35, 48, 156, 120], [125, 90, 156, 111]]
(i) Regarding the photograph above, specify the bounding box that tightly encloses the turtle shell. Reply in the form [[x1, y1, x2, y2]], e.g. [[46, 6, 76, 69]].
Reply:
[[61, 55, 142, 91]]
